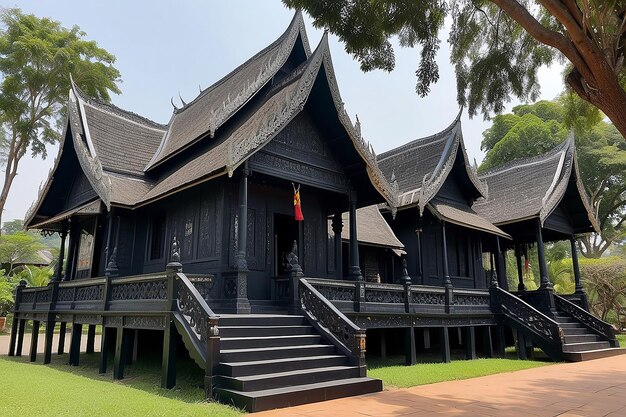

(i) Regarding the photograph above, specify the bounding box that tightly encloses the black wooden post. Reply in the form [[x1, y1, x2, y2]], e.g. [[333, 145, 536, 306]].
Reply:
[[441, 221, 453, 313], [204, 317, 220, 399], [404, 326, 416, 366], [162, 241, 182, 388], [536, 220, 552, 289], [69, 323, 82, 366], [16, 319, 26, 356], [570, 236, 589, 310], [401, 258, 411, 313], [53, 222, 68, 282], [464, 326, 476, 360], [8, 315, 19, 356], [58, 321, 67, 354], [99, 327, 111, 374], [494, 237, 507, 289], [332, 211, 343, 280], [440, 327, 451, 363], [515, 244, 526, 292], [113, 327, 127, 379], [64, 218, 79, 281], [43, 320, 55, 364], [516, 330, 528, 360], [8, 280, 26, 356], [380, 330, 387, 360], [29, 320, 40, 362], [286, 241, 304, 314], [86, 325, 96, 354], [348, 194, 365, 311], [495, 325, 506, 357], [482, 327, 494, 358], [415, 218, 423, 284]]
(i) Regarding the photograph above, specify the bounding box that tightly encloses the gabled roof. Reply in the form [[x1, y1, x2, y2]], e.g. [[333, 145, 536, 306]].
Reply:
[[428, 198, 510, 239], [474, 137, 599, 233], [338, 205, 405, 251], [377, 112, 486, 214], [145, 11, 311, 171], [138, 34, 397, 208]]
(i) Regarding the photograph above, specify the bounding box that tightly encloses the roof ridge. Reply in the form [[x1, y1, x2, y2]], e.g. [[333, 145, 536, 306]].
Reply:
[[70, 78, 167, 130], [377, 112, 461, 161], [171, 11, 306, 116], [478, 139, 571, 178]]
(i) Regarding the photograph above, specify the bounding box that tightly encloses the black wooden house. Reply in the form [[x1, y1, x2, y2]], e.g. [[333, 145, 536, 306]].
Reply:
[[9, 11, 622, 412]]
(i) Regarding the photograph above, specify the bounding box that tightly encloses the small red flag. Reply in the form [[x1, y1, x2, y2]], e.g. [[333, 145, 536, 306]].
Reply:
[[293, 183, 304, 221]]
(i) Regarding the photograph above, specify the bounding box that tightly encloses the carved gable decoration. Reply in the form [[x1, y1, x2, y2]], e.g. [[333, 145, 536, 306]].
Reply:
[[63, 171, 98, 212]]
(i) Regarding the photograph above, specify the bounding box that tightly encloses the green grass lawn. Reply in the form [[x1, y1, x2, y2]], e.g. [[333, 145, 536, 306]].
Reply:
[[367, 355, 551, 389], [0, 354, 242, 417]]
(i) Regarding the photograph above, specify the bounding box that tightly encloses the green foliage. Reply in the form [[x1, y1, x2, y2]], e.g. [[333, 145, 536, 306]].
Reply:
[[0, 8, 120, 226], [13, 265, 53, 287], [579, 257, 626, 324], [0, 231, 44, 275], [0, 270, 16, 314]]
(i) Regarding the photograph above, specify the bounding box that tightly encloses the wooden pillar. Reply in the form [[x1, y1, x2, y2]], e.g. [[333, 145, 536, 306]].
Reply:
[[380, 330, 387, 360], [162, 320, 177, 389], [99, 327, 111, 374], [332, 211, 343, 280], [495, 325, 506, 357], [405, 327, 416, 365], [64, 219, 79, 281], [235, 166, 249, 271], [69, 323, 82, 366], [440, 327, 451, 363], [482, 326, 494, 358], [494, 237, 507, 289], [348, 195, 363, 281], [86, 324, 96, 354], [464, 327, 477, 360], [15, 319, 26, 356], [571, 237, 583, 293], [423, 328, 431, 349], [113, 327, 127, 380], [43, 320, 55, 364], [58, 322, 67, 354], [8, 316, 19, 356], [29, 320, 40, 362], [416, 218, 423, 284], [515, 244, 526, 291], [53, 222, 68, 282], [441, 221, 453, 313], [536, 220, 552, 289], [125, 329, 134, 365], [516, 330, 528, 360]]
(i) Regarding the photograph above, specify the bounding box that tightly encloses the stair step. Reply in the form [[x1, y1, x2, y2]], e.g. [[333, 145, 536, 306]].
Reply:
[[559, 322, 585, 329], [563, 334, 600, 344], [218, 355, 349, 377], [563, 348, 626, 362], [561, 327, 591, 336], [214, 377, 382, 412], [220, 334, 322, 349], [562, 341, 611, 353], [219, 325, 314, 337], [220, 344, 336, 362], [553, 316, 577, 323], [218, 314, 305, 327], [216, 365, 361, 391]]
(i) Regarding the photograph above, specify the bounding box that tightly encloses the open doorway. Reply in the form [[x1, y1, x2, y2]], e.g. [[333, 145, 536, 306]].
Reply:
[[274, 213, 300, 276]]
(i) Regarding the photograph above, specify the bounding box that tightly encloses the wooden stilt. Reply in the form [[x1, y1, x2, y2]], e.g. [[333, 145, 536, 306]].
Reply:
[[516, 330, 528, 360], [464, 327, 476, 360], [125, 328, 135, 365], [16, 319, 25, 357], [86, 324, 96, 354], [8, 316, 19, 356], [99, 327, 110, 374], [162, 321, 177, 389], [113, 327, 127, 380], [43, 320, 55, 364], [380, 330, 386, 360], [58, 322, 67, 354], [482, 326, 494, 358], [423, 328, 431, 349], [440, 327, 451, 363], [29, 320, 40, 362], [495, 325, 506, 357], [69, 323, 82, 366], [132, 329, 139, 362], [405, 326, 416, 366]]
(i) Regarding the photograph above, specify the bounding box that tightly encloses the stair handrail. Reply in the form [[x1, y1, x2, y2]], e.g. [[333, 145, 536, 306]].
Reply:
[[299, 278, 366, 371], [175, 272, 220, 398], [491, 286, 564, 345], [554, 293, 616, 341]]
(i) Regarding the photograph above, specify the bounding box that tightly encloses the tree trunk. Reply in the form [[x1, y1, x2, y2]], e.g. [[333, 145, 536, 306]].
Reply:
[[0, 156, 20, 235]]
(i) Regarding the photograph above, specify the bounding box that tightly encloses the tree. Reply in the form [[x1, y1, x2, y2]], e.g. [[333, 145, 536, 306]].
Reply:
[[0, 8, 121, 230], [579, 257, 626, 323], [0, 231, 44, 276], [479, 98, 626, 257], [283, 1, 626, 140]]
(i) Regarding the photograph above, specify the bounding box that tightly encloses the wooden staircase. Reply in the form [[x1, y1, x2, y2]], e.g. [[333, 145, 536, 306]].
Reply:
[[213, 314, 381, 412]]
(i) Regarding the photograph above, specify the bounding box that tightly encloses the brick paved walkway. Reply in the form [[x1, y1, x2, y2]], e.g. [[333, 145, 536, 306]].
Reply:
[[258, 355, 626, 417]]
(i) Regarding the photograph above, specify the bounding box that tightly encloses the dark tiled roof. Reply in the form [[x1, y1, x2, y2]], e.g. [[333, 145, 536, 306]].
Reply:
[[145, 12, 310, 170], [474, 138, 598, 231], [428, 198, 510, 239], [338, 205, 405, 249]]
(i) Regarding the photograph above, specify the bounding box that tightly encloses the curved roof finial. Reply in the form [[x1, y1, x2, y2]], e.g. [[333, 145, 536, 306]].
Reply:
[[178, 92, 187, 107], [170, 97, 179, 111]]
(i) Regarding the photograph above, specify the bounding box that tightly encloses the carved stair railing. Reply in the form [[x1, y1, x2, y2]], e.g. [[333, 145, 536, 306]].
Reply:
[[491, 286, 564, 361], [554, 294, 618, 346], [173, 272, 220, 398], [299, 278, 366, 375]]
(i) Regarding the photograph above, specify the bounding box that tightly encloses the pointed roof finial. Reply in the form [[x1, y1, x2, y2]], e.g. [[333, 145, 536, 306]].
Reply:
[[170, 97, 179, 111], [178, 92, 187, 107]]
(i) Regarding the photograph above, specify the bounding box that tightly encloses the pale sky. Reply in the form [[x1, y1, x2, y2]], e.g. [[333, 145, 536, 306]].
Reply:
[[1, 0, 565, 224]]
